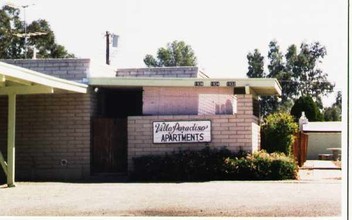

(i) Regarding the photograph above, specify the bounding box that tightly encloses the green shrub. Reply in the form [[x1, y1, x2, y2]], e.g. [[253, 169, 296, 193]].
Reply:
[[131, 147, 241, 182], [261, 112, 298, 155], [224, 150, 298, 180], [290, 96, 323, 122], [131, 147, 298, 181]]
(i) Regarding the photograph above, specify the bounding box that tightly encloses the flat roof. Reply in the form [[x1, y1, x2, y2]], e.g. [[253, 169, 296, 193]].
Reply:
[[89, 77, 282, 96], [0, 61, 87, 95], [303, 122, 342, 132]]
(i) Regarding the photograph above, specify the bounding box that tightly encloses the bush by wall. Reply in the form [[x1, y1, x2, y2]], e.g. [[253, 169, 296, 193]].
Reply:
[[131, 147, 298, 182], [224, 150, 298, 180], [131, 147, 241, 182], [261, 112, 298, 155]]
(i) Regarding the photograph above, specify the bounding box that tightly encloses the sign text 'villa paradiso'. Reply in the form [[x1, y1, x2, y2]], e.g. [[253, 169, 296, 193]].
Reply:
[[153, 120, 212, 143]]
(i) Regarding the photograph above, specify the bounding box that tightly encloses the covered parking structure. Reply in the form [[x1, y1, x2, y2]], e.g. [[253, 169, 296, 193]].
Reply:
[[0, 61, 87, 187]]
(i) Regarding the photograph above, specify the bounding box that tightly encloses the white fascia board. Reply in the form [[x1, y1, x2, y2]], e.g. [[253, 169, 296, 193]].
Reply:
[[89, 77, 280, 87], [89, 77, 282, 96], [0, 62, 87, 93]]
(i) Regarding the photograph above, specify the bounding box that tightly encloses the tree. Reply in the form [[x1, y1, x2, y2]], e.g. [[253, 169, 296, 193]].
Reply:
[[285, 42, 334, 108], [26, 19, 74, 58], [334, 91, 342, 108], [323, 91, 342, 121], [290, 96, 323, 122], [246, 40, 335, 116], [246, 42, 288, 116], [0, 5, 74, 59], [261, 112, 298, 155], [266, 41, 294, 113], [246, 49, 265, 78], [246, 49, 277, 116], [268, 41, 298, 108], [323, 106, 341, 121], [144, 40, 197, 67], [0, 5, 24, 58]]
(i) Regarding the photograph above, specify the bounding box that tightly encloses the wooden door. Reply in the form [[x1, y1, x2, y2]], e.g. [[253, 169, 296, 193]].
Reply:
[[92, 118, 127, 173]]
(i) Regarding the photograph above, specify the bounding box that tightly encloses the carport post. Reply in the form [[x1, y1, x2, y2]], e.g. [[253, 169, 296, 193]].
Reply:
[[7, 93, 16, 187]]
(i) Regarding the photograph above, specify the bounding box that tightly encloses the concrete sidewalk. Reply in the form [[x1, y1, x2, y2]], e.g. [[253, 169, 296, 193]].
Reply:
[[301, 160, 340, 169], [298, 160, 342, 181]]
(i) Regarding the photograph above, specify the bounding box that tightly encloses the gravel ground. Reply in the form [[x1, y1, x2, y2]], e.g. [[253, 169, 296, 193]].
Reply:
[[0, 177, 342, 217]]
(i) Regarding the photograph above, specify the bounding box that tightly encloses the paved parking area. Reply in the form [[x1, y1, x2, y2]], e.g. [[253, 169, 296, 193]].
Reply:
[[0, 177, 342, 217], [0, 160, 344, 217]]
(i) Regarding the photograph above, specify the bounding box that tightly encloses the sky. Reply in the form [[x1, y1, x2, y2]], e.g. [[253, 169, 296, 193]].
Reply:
[[1, 0, 348, 106]]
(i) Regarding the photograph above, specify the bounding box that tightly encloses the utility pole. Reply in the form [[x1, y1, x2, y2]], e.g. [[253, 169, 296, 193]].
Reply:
[[106, 31, 110, 65], [22, 5, 29, 58], [105, 31, 119, 65], [6, 3, 46, 59]]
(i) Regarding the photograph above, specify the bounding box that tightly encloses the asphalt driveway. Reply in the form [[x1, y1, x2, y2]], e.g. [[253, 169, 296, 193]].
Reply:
[[0, 177, 342, 217]]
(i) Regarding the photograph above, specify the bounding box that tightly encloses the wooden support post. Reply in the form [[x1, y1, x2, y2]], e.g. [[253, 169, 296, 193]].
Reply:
[[7, 94, 16, 187]]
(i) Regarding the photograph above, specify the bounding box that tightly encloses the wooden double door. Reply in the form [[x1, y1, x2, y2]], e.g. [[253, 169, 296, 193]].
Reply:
[[92, 118, 127, 173]]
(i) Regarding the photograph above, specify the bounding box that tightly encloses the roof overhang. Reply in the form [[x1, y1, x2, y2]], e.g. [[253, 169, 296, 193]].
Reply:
[[89, 77, 282, 96], [0, 61, 87, 95]]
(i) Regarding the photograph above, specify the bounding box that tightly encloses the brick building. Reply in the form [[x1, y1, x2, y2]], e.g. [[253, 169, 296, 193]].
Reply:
[[0, 59, 281, 183]]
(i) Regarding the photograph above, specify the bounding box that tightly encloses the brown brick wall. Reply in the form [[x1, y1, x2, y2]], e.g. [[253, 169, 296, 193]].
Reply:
[[1, 59, 90, 83], [0, 92, 94, 181], [127, 94, 258, 171], [116, 67, 203, 78]]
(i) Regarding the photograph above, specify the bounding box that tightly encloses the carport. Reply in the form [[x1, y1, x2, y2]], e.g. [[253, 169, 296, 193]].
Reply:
[[0, 61, 87, 187]]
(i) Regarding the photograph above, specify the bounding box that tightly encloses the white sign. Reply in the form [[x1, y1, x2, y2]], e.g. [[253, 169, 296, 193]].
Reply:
[[153, 120, 211, 143]]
